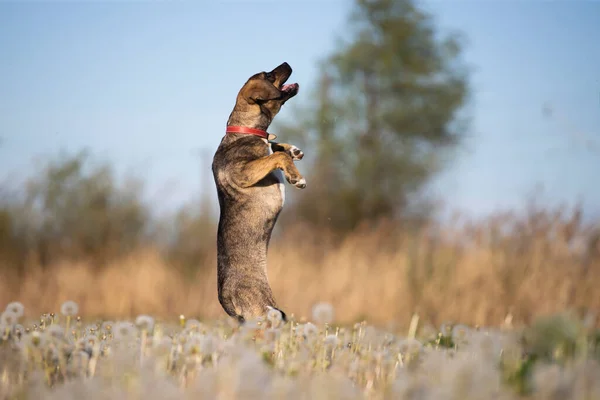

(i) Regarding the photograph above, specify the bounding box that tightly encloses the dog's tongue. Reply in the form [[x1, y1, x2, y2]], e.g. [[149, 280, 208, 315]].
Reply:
[[281, 83, 299, 93]]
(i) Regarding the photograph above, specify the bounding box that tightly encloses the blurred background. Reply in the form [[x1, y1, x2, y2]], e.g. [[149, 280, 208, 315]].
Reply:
[[0, 0, 598, 328]]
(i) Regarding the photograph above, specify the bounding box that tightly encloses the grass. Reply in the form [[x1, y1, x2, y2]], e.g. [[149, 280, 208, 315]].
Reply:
[[1, 205, 598, 328], [1, 301, 600, 399], [0, 205, 598, 398]]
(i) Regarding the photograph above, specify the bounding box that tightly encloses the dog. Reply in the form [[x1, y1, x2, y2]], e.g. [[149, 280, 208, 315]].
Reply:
[[212, 62, 305, 324]]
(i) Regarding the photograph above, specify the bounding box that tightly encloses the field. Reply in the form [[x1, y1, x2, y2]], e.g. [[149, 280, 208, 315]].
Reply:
[[1, 300, 599, 400], [1, 206, 599, 399]]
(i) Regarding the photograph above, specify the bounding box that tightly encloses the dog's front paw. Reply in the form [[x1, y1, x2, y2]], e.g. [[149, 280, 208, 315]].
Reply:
[[287, 176, 307, 189], [294, 177, 306, 189], [289, 146, 304, 161]]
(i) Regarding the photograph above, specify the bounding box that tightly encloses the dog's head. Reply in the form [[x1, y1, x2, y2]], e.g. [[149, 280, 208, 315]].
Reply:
[[235, 62, 300, 122]]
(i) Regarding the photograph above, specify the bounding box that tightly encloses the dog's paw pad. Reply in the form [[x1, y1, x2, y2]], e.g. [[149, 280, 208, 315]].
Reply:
[[295, 178, 306, 189], [290, 146, 304, 160]]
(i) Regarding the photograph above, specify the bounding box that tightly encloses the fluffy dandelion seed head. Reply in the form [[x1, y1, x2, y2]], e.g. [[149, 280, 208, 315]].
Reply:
[[324, 334, 340, 348], [114, 321, 138, 341], [135, 315, 155, 332], [47, 325, 65, 340], [101, 321, 114, 332], [302, 322, 319, 337], [60, 301, 79, 317], [13, 323, 24, 335], [5, 301, 25, 318], [84, 334, 98, 347], [184, 318, 203, 332], [200, 334, 216, 354], [29, 331, 46, 348], [184, 336, 202, 355], [266, 306, 283, 328], [399, 338, 423, 357], [452, 324, 471, 344], [69, 350, 90, 370], [440, 323, 454, 337], [0, 310, 19, 327], [151, 337, 173, 357], [312, 302, 335, 325], [264, 328, 281, 343]]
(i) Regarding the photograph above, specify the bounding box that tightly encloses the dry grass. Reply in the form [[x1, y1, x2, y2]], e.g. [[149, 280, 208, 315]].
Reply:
[[1, 206, 598, 329]]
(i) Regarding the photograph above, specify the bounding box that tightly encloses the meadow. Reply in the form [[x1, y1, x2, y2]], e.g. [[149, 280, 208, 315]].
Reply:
[[1, 203, 599, 399], [0, 300, 599, 399]]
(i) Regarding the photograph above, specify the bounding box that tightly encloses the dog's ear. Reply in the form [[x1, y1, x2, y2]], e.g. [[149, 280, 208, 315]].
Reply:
[[242, 80, 281, 104]]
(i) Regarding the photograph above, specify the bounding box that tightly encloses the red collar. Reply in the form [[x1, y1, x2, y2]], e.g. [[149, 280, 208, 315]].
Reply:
[[225, 126, 277, 141]]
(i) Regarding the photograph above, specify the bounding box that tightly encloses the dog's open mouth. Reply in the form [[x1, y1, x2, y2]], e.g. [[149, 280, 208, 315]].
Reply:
[[281, 83, 299, 95]]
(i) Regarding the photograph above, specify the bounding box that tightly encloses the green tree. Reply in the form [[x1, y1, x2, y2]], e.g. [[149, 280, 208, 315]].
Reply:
[[276, 0, 470, 233]]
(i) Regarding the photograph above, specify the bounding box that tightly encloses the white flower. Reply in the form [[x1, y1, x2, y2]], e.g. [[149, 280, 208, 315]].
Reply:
[[324, 334, 340, 348], [47, 325, 65, 340], [452, 324, 471, 345], [101, 321, 114, 332], [264, 328, 281, 343], [200, 334, 216, 354], [25, 331, 46, 348], [135, 315, 155, 332], [302, 322, 319, 337], [312, 302, 334, 325], [60, 301, 79, 317], [113, 321, 138, 341], [399, 338, 423, 357], [440, 323, 453, 337], [0, 310, 19, 327], [184, 318, 203, 332], [266, 306, 283, 328], [83, 334, 98, 348], [5, 302, 25, 318], [68, 350, 90, 375]]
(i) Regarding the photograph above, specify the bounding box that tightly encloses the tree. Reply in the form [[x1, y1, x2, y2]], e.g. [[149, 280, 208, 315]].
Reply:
[[276, 0, 470, 233], [13, 150, 151, 268]]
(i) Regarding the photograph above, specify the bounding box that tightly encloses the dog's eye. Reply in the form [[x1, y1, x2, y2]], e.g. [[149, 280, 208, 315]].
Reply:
[[265, 72, 274, 81]]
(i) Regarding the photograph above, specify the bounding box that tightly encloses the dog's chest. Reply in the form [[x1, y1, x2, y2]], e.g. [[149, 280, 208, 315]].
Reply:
[[268, 143, 285, 206]]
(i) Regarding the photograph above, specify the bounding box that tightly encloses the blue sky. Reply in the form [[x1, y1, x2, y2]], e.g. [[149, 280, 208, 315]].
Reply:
[[1, 0, 599, 220]]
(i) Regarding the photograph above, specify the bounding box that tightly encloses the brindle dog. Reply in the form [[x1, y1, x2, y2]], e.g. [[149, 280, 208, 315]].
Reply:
[[212, 62, 305, 324]]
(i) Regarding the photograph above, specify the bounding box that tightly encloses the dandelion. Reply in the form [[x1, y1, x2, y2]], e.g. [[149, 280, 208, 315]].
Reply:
[[452, 324, 471, 346], [419, 324, 439, 343], [83, 334, 98, 348], [1, 310, 19, 327], [101, 321, 114, 332], [5, 301, 25, 319], [68, 350, 90, 377], [136, 315, 155, 333], [113, 321, 138, 342], [60, 300, 79, 317], [440, 323, 453, 338], [398, 338, 423, 365], [26, 331, 46, 348], [312, 302, 335, 325], [303, 322, 319, 337], [185, 319, 203, 332], [264, 328, 281, 343], [13, 323, 24, 339], [47, 325, 65, 340], [324, 334, 340, 348], [266, 306, 283, 329], [200, 334, 216, 355], [61, 300, 79, 333]]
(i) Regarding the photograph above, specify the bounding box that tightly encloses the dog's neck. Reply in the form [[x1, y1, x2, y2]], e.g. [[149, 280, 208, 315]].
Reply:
[[226, 109, 272, 132]]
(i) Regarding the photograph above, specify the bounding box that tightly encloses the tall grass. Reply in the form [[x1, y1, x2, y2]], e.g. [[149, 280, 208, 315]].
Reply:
[[1, 204, 597, 328]]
